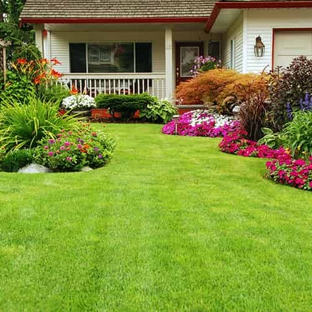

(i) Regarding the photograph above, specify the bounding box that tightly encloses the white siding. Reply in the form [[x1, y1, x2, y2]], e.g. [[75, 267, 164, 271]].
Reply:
[[246, 8, 312, 73], [222, 13, 243, 72], [50, 31, 165, 74]]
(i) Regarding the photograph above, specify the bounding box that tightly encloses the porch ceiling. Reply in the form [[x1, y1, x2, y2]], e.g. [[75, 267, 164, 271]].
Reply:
[[43, 22, 207, 32], [209, 9, 242, 33]]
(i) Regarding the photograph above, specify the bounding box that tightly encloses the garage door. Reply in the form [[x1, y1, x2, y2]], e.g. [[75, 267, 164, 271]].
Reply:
[[274, 30, 312, 68]]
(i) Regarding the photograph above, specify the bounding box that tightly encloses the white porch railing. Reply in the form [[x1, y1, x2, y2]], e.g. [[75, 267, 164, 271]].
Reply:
[[58, 73, 166, 99]]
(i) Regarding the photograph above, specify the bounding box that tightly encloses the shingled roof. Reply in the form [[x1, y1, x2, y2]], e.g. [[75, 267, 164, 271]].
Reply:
[[21, 0, 217, 20]]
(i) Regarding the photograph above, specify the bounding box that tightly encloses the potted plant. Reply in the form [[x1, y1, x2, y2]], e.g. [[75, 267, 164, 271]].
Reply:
[[61, 94, 96, 117]]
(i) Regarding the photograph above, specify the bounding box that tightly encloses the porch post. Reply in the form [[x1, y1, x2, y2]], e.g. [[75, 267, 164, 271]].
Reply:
[[165, 28, 173, 100], [43, 30, 51, 60]]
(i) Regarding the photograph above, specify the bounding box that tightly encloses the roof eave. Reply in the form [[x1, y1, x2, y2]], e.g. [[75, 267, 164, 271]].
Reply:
[[21, 17, 208, 24], [205, 1, 312, 32]]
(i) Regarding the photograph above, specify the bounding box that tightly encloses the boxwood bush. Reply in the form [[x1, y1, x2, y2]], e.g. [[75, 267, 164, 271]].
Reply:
[[95, 93, 156, 120]]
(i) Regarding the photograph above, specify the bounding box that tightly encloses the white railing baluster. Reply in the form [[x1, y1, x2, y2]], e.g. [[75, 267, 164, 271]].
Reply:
[[61, 74, 165, 99]]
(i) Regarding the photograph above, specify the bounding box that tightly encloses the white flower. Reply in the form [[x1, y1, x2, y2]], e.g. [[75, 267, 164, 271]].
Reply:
[[61, 95, 96, 110]]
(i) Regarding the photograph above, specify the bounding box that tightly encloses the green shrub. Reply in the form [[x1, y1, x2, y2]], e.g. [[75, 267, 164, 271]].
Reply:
[[95, 93, 156, 120], [37, 84, 70, 105], [34, 124, 116, 172], [282, 111, 312, 159], [0, 98, 79, 151], [1, 149, 34, 172], [140, 99, 177, 123], [258, 128, 285, 149]]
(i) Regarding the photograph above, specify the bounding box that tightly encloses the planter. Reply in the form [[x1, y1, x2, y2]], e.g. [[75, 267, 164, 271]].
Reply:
[[70, 109, 92, 119], [91, 109, 140, 120]]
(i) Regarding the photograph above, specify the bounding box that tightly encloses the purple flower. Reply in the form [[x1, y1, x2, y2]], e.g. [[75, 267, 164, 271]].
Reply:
[[64, 141, 71, 147], [60, 146, 65, 150], [48, 151, 54, 156], [94, 147, 99, 152], [77, 144, 82, 149], [44, 145, 49, 150], [48, 139, 55, 145], [98, 154, 103, 159], [66, 157, 72, 161]]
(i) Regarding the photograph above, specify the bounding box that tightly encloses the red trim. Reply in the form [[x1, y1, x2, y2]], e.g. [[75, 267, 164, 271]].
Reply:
[[272, 27, 312, 69], [21, 17, 207, 24], [205, 1, 312, 32]]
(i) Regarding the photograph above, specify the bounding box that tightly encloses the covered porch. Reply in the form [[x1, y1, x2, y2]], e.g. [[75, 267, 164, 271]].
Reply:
[[34, 22, 218, 100]]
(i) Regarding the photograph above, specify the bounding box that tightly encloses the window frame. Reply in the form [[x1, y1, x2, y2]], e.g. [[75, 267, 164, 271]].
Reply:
[[69, 41, 152, 74]]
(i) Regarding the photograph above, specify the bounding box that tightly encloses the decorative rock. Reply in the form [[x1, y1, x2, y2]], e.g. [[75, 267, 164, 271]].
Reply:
[[232, 106, 240, 114], [81, 166, 93, 172], [18, 163, 52, 174]]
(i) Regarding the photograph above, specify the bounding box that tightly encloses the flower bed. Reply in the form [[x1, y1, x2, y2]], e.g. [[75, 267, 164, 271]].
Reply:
[[218, 129, 287, 159], [162, 110, 240, 137], [266, 156, 312, 190], [219, 129, 312, 191]]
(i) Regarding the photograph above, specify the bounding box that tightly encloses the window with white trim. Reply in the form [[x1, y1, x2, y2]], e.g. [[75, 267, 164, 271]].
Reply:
[[69, 42, 152, 73]]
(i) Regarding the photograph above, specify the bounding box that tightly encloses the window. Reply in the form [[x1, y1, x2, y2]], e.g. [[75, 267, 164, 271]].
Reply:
[[69, 42, 152, 73], [230, 39, 235, 69], [208, 41, 220, 60], [69, 43, 86, 73]]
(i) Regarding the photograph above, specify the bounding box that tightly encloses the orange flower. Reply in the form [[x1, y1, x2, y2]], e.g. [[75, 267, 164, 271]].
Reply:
[[70, 85, 79, 95], [51, 57, 62, 65], [51, 69, 63, 78], [17, 58, 27, 65], [33, 76, 41, 85]]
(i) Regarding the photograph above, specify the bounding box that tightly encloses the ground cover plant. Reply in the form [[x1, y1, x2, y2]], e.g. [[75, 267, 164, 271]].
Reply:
[[0, 124, 312, 311], [162, 109, 240, 137]]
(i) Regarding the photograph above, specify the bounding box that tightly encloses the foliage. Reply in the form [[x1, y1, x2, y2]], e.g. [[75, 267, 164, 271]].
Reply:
[[95, 93, 155, 120], [258, 127, 285, 149], [282, 111, 312, 159], [162, 110, 240, 137], [0, 98, 79, 151], [61, 94, 96, 110], [266, 154, 312, 191], [237, 77, 269, 141], [34, 124, 116, 172], [0, 0, 38, 62], [176, 69, 268, 113], [37, 83, 70, 105], [140, 98, 177, 123], [0, 148, 33, 172], [2, 58, 63, 102], [176, 68, 241, 105], [190, 55, 221, 76], [266, 56, 312, 131]]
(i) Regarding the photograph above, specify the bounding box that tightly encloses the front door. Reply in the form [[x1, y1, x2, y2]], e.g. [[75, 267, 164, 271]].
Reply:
[[175, 42, 204, 86]]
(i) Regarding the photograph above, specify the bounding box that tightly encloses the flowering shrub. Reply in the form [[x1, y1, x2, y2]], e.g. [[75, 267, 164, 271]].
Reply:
[[219, 129, 287, 158], [162, 110, 240, 137], [61, 95, 96, 110], [190, 55, 221, 76], [3, 58, 63, 102], [35, 124, 116, 172], [266, 155, 312, 190]]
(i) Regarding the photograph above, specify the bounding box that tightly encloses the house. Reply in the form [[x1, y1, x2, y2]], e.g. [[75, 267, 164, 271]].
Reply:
[[20, 0, 312, 100]]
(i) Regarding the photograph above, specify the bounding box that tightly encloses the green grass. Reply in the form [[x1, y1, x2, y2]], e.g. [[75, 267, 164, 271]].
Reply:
[[0, 123, 312, 311]]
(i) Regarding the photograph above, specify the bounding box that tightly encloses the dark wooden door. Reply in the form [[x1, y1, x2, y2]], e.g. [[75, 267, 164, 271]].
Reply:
[[175, 42, 204, 86]]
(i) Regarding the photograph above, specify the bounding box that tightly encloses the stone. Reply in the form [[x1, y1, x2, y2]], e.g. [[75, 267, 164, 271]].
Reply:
[[18, 163, 52, 173], [81, 166, 93, 172]]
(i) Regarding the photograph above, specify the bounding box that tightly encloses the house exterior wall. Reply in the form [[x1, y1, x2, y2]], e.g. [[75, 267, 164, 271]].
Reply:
[[49, 31, 166, 74], [221, 13, 243, 72], [245, 8, 312, 73]]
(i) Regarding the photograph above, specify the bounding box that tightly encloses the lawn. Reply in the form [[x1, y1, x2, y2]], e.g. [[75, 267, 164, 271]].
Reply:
[[0, 123, 311, 311]]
